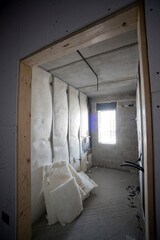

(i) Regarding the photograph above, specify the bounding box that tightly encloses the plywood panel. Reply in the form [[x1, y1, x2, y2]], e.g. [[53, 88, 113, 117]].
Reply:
[[17, 62, 32, 240]]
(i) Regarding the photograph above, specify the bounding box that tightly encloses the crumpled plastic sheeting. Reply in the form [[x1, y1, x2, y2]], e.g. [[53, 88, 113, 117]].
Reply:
[[54, 77, 69, 162], [42, 161, 98, 226], [31, 67, 53, 224], [69, 86, 80, 171]]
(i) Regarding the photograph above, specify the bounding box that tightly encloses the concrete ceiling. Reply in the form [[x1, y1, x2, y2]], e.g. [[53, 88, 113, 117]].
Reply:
[[40, 30, 139, 97]]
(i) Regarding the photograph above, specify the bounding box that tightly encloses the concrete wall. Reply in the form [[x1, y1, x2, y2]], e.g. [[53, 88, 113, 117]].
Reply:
[[0, 0, 160, 239], [91, 94, 138, 171]]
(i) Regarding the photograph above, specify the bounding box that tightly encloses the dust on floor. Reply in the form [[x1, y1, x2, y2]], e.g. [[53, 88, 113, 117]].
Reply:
[[32, 167, 145, 240]]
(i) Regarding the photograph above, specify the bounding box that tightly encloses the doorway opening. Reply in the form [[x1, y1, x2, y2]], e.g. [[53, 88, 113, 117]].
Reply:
[[17, 2, 155, 240]]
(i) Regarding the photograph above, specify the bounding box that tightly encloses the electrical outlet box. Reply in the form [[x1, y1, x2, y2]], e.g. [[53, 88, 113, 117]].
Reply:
[[2, 211, 9, 225]]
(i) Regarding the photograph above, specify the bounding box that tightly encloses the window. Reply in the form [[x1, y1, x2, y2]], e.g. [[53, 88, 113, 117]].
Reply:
[[98, 110, 116, 144]]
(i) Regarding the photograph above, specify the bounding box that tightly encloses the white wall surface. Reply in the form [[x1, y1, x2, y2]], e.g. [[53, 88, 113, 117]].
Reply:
[[0, 0, 159, 239], [31, 67, 52, 224]]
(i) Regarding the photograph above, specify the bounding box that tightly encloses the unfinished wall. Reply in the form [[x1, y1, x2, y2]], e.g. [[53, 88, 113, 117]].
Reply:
[[80, 92, 89, 172], [31, 67, 52, 224], [53, 78, 90, 171], [145, 1, 160, 237], [53, 77, 69, 162], [136, 80, 143, 157], [136, 79, 144, 209], [1, 0, 159, 239], [91, 94, 138, 171]]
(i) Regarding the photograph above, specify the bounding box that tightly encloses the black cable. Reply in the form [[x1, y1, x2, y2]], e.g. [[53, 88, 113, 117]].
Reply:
[[77, 50, 99, 91]]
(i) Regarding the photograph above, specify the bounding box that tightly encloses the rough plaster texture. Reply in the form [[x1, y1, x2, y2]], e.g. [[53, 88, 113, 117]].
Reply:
[[0, 0, 160, 239], [53, 77, 69, 163], [31, 67, 52, 224], [91, 94, 138, 171]]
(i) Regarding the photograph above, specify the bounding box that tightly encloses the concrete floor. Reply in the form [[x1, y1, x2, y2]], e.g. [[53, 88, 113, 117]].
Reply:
[[32, 167, 145, 240]]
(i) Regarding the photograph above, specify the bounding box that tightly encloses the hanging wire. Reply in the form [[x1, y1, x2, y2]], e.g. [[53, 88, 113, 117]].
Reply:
[[77, 50, 99, 91]]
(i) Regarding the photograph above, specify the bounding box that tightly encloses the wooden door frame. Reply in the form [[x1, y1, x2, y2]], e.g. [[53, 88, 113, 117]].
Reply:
[[17, 2, 155, 239]]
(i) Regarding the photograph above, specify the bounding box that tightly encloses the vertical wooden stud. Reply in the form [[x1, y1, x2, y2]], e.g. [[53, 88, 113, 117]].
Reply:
[[17, 62, 32, 240], [137, 2, 155, 240]]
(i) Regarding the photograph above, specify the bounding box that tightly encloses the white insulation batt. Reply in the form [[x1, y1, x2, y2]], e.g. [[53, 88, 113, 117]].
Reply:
[[54, 77, 69, 162], [51, 178, 83, 226], [80, 92, 89, 138], [31, 67, 52, 224], [69, 86, 80, 171], [42, 161, 97, 226], [80, 92, 89, 172]]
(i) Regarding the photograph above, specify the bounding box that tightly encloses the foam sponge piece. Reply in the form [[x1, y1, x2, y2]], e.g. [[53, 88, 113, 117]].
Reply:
[[42, 179, 58, 225], [78, 185, 87, 201], [68, 163, 84, 188], [78, 171, 98, 195], [51, 178, 83, 226], [42, 161, 72, 225], [43, 161, 72, 189]]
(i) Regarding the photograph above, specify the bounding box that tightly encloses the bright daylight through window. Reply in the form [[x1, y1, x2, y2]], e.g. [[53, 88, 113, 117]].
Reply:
[[98, 110, 116, 144]]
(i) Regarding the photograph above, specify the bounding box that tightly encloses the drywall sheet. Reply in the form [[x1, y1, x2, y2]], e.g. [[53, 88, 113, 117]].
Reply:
[[54, 77, 69, 162], [80, 92, 89, 171], [31, 67, 53, 224], [69, 86, 80, 171]]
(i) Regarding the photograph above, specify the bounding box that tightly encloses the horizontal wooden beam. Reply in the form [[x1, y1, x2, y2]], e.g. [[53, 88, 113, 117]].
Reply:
[[23, 5, 138, 67]]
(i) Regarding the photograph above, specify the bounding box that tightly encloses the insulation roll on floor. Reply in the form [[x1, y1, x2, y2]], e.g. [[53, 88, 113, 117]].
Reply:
[[42, 161, 97, 227], [32, 167, 145, 240]]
